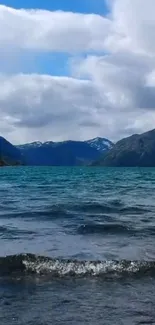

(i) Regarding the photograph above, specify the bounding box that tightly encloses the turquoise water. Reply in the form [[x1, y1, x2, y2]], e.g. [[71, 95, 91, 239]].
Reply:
[[0, 167, 155, 324]]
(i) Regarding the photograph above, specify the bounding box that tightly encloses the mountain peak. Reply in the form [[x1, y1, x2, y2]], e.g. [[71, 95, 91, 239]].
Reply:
[[85, 137, 113, 152]]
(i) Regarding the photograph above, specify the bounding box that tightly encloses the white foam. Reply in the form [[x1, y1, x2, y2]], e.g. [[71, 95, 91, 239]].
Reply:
[[22, 259, 144, 277]]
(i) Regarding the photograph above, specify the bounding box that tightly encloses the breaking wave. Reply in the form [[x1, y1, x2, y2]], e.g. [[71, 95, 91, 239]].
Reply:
[[0, 254, 155, 278]]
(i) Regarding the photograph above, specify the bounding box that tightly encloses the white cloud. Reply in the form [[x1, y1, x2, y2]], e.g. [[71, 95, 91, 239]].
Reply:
[[0, 1, 155, 55], [107, 0, 155, 55], [0, 1, 155, 143], [71, 51, 155, 110], [0, 74, 106, 143], [0, 5, 110, 52], [0, 72, 155, 144]]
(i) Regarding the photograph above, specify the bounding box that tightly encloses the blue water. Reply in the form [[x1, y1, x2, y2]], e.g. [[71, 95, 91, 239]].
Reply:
[[0, 167, 155, 324]]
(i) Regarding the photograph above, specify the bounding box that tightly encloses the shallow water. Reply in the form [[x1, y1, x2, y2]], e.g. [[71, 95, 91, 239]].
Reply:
[[0, 167, 155, 324]]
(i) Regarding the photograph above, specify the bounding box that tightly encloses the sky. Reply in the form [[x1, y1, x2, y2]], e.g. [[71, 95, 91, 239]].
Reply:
[[0, 0, 155, 144]]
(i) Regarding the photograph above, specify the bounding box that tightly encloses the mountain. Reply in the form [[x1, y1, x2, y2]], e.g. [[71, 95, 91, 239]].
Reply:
[[17, 138, 112, 166], [0, 137, 24, 166], [17, 141, 43, 150], [92, 129, 155, 167], [5, 129, 155, 167], [85, 137, 113, 152]]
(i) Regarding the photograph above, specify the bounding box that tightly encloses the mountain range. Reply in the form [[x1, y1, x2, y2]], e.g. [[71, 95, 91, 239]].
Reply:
[[17, 138, 113, 166], [2, 128, 155, 167], [0, 137, 113, 166]]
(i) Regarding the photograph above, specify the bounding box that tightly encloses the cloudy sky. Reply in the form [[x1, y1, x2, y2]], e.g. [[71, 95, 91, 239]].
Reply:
[[0, 0, 155, 144]]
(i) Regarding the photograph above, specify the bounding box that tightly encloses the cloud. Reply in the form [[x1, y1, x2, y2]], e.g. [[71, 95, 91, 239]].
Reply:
[[0, 5, 110, 52], [70, 51, 155, 110], [0, 1, 155, 55], [0, 74, 107, 143], [0, 1, 155, 143], [0, 72, 155, 144], [107, 0, 155, 55]]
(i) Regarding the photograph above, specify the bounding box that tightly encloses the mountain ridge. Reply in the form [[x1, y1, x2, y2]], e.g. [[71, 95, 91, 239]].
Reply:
[[0, 136, 113, 167], [3, 129, 155, 167], [17, 137, 113, 152], [17, 137, 112, 166]]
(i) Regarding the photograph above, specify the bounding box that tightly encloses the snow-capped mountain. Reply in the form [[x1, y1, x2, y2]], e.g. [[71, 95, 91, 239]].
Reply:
[[17, 137, 113, 152], [17, 141, 43, 149], [16, 137, 113, 166], [85, 137, 113, 152]]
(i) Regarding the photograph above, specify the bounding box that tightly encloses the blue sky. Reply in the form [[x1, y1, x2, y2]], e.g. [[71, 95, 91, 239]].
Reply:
[[1, 0, 108, 14]]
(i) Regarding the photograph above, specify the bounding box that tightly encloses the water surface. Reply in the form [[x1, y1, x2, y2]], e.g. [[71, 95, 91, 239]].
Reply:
[[0, 167, 155, 324]]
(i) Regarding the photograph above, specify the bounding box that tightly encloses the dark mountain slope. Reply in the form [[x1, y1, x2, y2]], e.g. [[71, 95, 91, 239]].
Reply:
[[0, 137, 23, 166], [92, 129, 155, 167]]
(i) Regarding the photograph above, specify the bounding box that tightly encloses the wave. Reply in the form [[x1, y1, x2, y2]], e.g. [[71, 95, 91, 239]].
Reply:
[[77, 223, 133, 235], [0, 253, 155, 278], [77, 223, 155, 236], [0, 202, 151, 221], [0, 208, 73, 220], [74, 202, 151, 215], [120, 206, 151, 214], [0, 226, 36, 239]]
